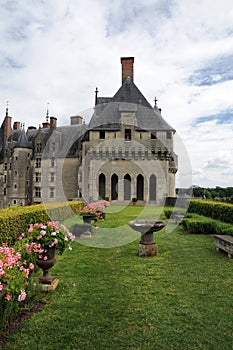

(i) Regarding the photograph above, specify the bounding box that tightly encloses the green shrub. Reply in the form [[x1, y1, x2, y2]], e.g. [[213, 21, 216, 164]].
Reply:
[[182, 213, 233, 235], [0, 201, 83, 245], [187, 199, 233, 224]]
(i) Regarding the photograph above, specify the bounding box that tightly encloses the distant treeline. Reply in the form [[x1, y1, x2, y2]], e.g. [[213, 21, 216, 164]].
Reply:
[[176, 186, 233, 203]]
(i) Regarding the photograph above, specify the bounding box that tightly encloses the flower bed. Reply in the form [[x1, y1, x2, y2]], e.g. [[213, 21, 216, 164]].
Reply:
[[0, 221, 75, 330]]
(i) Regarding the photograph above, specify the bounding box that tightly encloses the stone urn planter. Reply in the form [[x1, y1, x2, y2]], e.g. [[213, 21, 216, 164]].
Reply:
[[36, 243, 56, 284], [128, 220, 166, 256], [82, 214, 94, 224]]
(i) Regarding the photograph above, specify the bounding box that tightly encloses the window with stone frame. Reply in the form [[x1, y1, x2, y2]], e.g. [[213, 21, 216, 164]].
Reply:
[[35, 187, 41, 198], [35, 158, 41, 168], [151, 132, 157, 139], [166, 131, 172, 139], [49, 187, 55, 198], [99, 131, 105, 139], [50, 172, 55, 182], [35, 172, 41, 182], [36, 142, 42, 153], [125, 129, 131, 140], [51, 158, 55, 167]]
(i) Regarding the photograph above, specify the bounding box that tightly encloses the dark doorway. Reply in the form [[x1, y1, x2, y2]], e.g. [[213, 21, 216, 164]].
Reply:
[[124, 174, 131, 200], [149, 174, 156, 201], [111, 174, 118, 200], [99, 173, 106, 200], [137, 174, 144, 200]]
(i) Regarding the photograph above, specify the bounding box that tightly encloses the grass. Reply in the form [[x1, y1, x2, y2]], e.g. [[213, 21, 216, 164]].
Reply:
[[2, 205, 233, 349]]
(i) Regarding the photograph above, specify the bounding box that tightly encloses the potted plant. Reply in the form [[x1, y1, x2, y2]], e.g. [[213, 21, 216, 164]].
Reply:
[[78, 200, 110, 222], [132, 197, 138, 205], [22, 222, 75, 284], [78, 204, 99, 224]]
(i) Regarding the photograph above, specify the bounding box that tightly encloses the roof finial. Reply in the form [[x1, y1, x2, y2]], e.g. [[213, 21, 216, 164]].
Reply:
[[95, 87, 98, 106], [154, 97, 158, 108], [46, 102, 49, 122], [6, 101, 9, 117]]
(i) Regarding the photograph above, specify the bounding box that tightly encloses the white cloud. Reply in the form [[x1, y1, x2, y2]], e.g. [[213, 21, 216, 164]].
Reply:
[[0, 0, 233, 187]]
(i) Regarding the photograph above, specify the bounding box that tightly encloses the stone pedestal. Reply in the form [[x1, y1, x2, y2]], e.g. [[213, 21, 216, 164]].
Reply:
[[41, 278, 59, 292], [138, 243, 157, 256]]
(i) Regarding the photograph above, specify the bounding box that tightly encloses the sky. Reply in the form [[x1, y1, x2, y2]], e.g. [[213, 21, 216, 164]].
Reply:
[[0, 0, 233, 188]]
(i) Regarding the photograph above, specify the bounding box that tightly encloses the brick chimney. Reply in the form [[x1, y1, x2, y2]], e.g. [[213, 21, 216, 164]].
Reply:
[[13, 121, 20, 130], [3, 115, 12, 144], [121, 57, 134, 83], [50, 116, 57, 130], [42, 122, 50, 129]]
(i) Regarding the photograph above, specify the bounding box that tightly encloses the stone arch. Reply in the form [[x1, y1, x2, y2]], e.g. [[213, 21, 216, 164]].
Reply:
[[149, 174, 156, 201], [111, 174, 118, 200], [137, 174, 144, 200], [124, 174, 131, 200], [98, 173, 106, 200]]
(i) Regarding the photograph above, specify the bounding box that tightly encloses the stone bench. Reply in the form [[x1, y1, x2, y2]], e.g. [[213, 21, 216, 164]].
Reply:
[[172, 214, 185, 224], [213, 235, 233, 258]]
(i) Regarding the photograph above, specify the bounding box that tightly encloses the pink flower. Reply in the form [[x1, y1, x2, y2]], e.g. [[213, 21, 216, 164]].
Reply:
[[18, 290, 26, 302], [43, 256, 48, 261], [28, 225, 33, 233], [5, 294, 11, 301], [29, 263, 34, 270], [0, 283, 3, 291]]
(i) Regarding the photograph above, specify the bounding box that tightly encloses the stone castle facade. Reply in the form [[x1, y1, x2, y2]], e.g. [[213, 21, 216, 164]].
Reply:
[[0, 57, 178, 208]]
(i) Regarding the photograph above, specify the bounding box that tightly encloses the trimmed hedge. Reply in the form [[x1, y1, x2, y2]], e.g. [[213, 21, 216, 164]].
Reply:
[[187, 199, 233, 224], [182, 213, 233, 235], [0, 201, 83, 245]]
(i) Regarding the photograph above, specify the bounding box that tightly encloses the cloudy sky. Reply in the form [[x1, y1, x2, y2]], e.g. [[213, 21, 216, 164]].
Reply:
[[0, 0, 233, 188]]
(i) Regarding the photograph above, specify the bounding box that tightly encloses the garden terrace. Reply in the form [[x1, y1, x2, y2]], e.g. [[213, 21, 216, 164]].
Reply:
[[0, 205, 233, 349]]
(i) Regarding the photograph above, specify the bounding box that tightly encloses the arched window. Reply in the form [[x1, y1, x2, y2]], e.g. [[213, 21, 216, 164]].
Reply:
[[149, 174, 156, 201], [124, 174, 131, 200], [98, 173, 106, 200], [111, 174, 118, 200], [137, 174, 144, 200]]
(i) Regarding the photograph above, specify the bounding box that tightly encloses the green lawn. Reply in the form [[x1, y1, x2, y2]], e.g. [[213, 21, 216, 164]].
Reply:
[[2, 206, 233, 349]]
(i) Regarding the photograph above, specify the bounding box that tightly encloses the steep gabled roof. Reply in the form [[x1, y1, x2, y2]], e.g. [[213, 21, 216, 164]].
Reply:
[[14, 129, 32, 149], [112, 76, 152, 109], [89, 76, 175, 132]]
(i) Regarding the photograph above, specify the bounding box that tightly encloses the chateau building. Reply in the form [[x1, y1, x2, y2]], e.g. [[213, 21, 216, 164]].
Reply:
[[0, 57, 178, 208]]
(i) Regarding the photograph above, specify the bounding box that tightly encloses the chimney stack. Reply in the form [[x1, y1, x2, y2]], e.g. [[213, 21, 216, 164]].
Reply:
[[50, 116, 57, 130], [70, 115, 83, 125], [42, 122, 50, 129], [121, 57, 134, 84], [13, 121, 20, 130]]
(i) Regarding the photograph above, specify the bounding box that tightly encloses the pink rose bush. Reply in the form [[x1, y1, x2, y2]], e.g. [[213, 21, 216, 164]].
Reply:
[[0, 221, 75, 304], [0, 244, 32, 302]]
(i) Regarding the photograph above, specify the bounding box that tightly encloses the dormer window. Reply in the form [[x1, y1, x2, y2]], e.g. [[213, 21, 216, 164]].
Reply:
[[125, 129, 131, 141], [36, 142, 42, 152]]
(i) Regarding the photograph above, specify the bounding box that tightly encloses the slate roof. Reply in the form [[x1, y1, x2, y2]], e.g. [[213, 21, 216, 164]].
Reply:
[[89, 76, 175, 132], [14, 129, 32, 148]]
